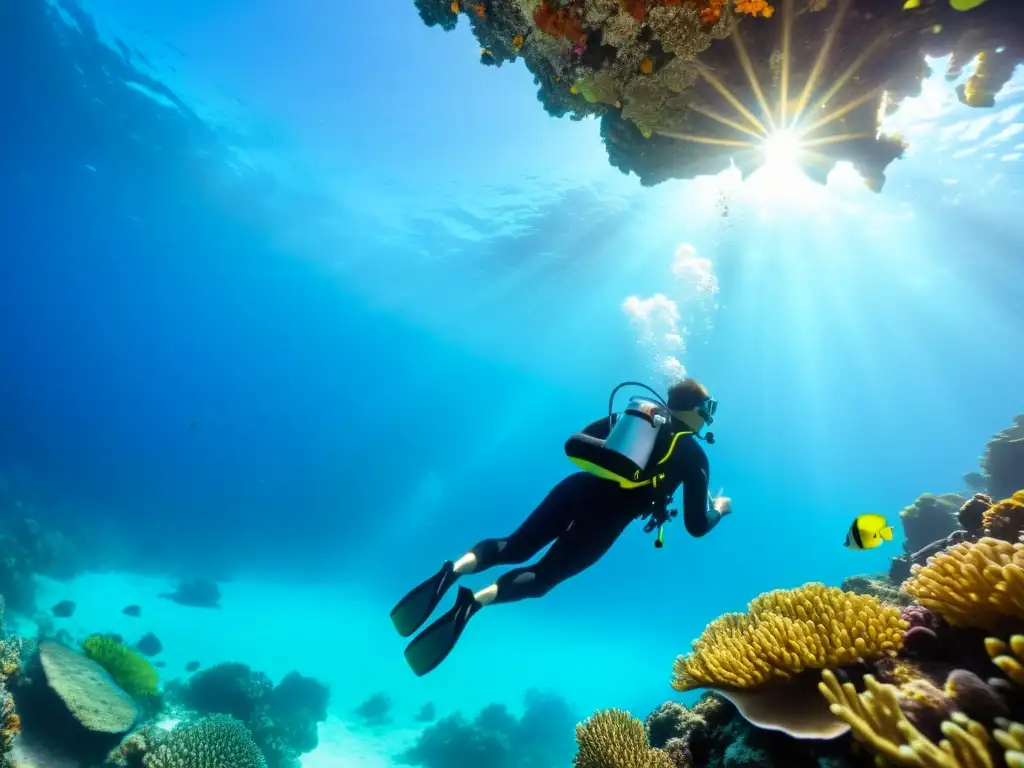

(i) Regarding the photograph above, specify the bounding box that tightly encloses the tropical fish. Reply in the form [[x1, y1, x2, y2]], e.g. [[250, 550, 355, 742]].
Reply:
[[950, 0, 988, 10], [844, 513, 894, 550]]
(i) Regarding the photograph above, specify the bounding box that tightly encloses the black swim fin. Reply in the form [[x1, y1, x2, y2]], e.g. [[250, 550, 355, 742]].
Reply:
[[404, 586, 482, 677], [390, 560, 458, 638]]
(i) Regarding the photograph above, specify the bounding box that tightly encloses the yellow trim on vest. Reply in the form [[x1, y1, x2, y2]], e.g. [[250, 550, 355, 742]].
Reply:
[[655, 430, 693, 465], [569, 430, 692, 489]]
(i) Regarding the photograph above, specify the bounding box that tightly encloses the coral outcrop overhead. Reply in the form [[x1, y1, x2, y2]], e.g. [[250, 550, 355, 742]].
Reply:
[[414, 0, 1024, 192]]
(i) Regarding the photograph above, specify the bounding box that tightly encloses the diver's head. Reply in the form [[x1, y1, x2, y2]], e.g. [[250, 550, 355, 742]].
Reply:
[[667, 378, 717, 434]]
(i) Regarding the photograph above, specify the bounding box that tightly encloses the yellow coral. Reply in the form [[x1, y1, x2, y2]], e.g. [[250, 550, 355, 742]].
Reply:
[[986, 635, 1024, 688], [902, 537, 1024, 630], [672, 584, 907, 692], [982, 491, 1024, 541], [819, 669, 1002, 767], [573, 709, 674, 768]]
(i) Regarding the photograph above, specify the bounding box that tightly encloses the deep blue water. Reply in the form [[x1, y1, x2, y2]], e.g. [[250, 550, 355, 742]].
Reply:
[[2, 0, 1024, 758]]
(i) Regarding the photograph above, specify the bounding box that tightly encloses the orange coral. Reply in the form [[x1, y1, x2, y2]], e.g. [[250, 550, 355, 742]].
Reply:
[[471, 2, 486, 17], [534, 1, 586, 44], [735, 0, 774, 17], [697, 0, 726, 24], [640, 57, 654, 73]]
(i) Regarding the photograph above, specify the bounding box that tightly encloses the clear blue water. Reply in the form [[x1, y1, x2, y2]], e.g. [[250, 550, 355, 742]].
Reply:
[[1, 0, 1023, 765]]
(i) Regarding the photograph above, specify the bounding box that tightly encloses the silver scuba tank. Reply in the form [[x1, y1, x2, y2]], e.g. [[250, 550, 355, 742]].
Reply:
[[604, 396, 671, 474]]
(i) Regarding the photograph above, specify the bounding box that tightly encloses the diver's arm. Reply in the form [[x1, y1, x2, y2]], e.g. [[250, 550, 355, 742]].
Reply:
[[580, 414, 616, 440], [681, 453, 721, 538]]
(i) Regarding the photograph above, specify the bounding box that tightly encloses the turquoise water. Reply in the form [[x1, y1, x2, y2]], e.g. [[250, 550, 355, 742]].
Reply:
[[1, 0, 1023, 766]]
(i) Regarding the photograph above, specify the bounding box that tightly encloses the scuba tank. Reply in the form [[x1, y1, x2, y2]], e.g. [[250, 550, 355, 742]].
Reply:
[[564, 382, 674, 490]]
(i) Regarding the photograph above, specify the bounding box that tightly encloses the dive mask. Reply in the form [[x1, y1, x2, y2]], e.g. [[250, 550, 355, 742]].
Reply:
[[672, 396, 717, 426]]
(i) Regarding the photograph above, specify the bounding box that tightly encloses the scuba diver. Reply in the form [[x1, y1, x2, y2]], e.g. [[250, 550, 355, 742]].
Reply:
[[389, 377, 732, 677]]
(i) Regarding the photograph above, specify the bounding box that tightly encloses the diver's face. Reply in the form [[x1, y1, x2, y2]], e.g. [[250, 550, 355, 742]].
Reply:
[[671, 409, 705, 432]]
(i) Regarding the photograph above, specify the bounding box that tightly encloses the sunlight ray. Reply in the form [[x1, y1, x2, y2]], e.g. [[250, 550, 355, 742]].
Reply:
[[791, 0, 853, 125], [797, 88, 885, 137], [694, 62, 770, 136], [779, 0, 795, 128], [798, 32, 889, 131], [688, 103, 770, 139], [729, 19, 777, 132]]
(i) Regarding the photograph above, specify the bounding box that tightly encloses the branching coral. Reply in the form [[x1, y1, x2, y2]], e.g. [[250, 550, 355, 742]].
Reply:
[[573, 709, 675, 768], [902, 537, 1024, 630], [819, 669, 1009, 767], [671, 584, 907, 692], [645, 5, 710, 59]]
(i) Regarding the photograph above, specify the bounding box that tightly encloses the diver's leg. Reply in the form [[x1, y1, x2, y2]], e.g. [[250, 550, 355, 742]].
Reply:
[[475, 504, 637, 606], [452, 474, 586, 576], [403, 509, 636, 678], [391, 474, 583, 638]]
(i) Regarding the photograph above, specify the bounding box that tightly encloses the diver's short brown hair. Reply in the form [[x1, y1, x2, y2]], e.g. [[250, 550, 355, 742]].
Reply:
[[667, 378, 710, 412]]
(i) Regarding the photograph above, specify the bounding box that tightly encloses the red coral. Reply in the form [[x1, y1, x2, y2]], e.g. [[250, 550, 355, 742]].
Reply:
[[621, 0, 648, 22], [534, 1, 586, 44]]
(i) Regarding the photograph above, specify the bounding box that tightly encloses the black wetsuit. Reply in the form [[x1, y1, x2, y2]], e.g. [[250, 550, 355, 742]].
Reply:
[[466, 415, 720, 604]]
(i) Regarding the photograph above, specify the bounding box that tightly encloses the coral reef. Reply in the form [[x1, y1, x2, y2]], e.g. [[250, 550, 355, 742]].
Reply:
[[398, 690, 577, 768], [37, 641, 140, 733], [981, 491, 1024, 543], [175, 662, 328, 768], [898, 493, 965, 556], [0, 517, 80, 614], [414, 0, 1024, 191]]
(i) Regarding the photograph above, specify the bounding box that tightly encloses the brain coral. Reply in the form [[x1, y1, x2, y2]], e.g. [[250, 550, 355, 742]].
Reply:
[[39, 641, 139, 733], [143, 715, 267, 768]]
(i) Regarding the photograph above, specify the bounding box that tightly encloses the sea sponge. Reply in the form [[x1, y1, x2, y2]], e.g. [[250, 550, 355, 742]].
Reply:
[[574, 66, 621, 105], [982, 491, 1024, 542], [902, 537, 1024, 630], [573, 709, 674, 768], [142, 715, 267, 768], [38, 641, 139, 733], [82, 634, 159, 700], [672, 584, 907, 692]]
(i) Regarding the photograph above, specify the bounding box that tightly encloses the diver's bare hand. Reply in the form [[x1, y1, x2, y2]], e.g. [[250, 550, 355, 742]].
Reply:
[[713, 496, 732, 517]]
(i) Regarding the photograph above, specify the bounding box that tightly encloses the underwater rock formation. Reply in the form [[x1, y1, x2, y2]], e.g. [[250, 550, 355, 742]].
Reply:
[[415, 0, 1024, 192], [839, 573, 912, 608], [0, 517, 80, 614], [353, 692, 393, 726], [967, 415, 1024, 503], [898, 493, 964, 556]]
